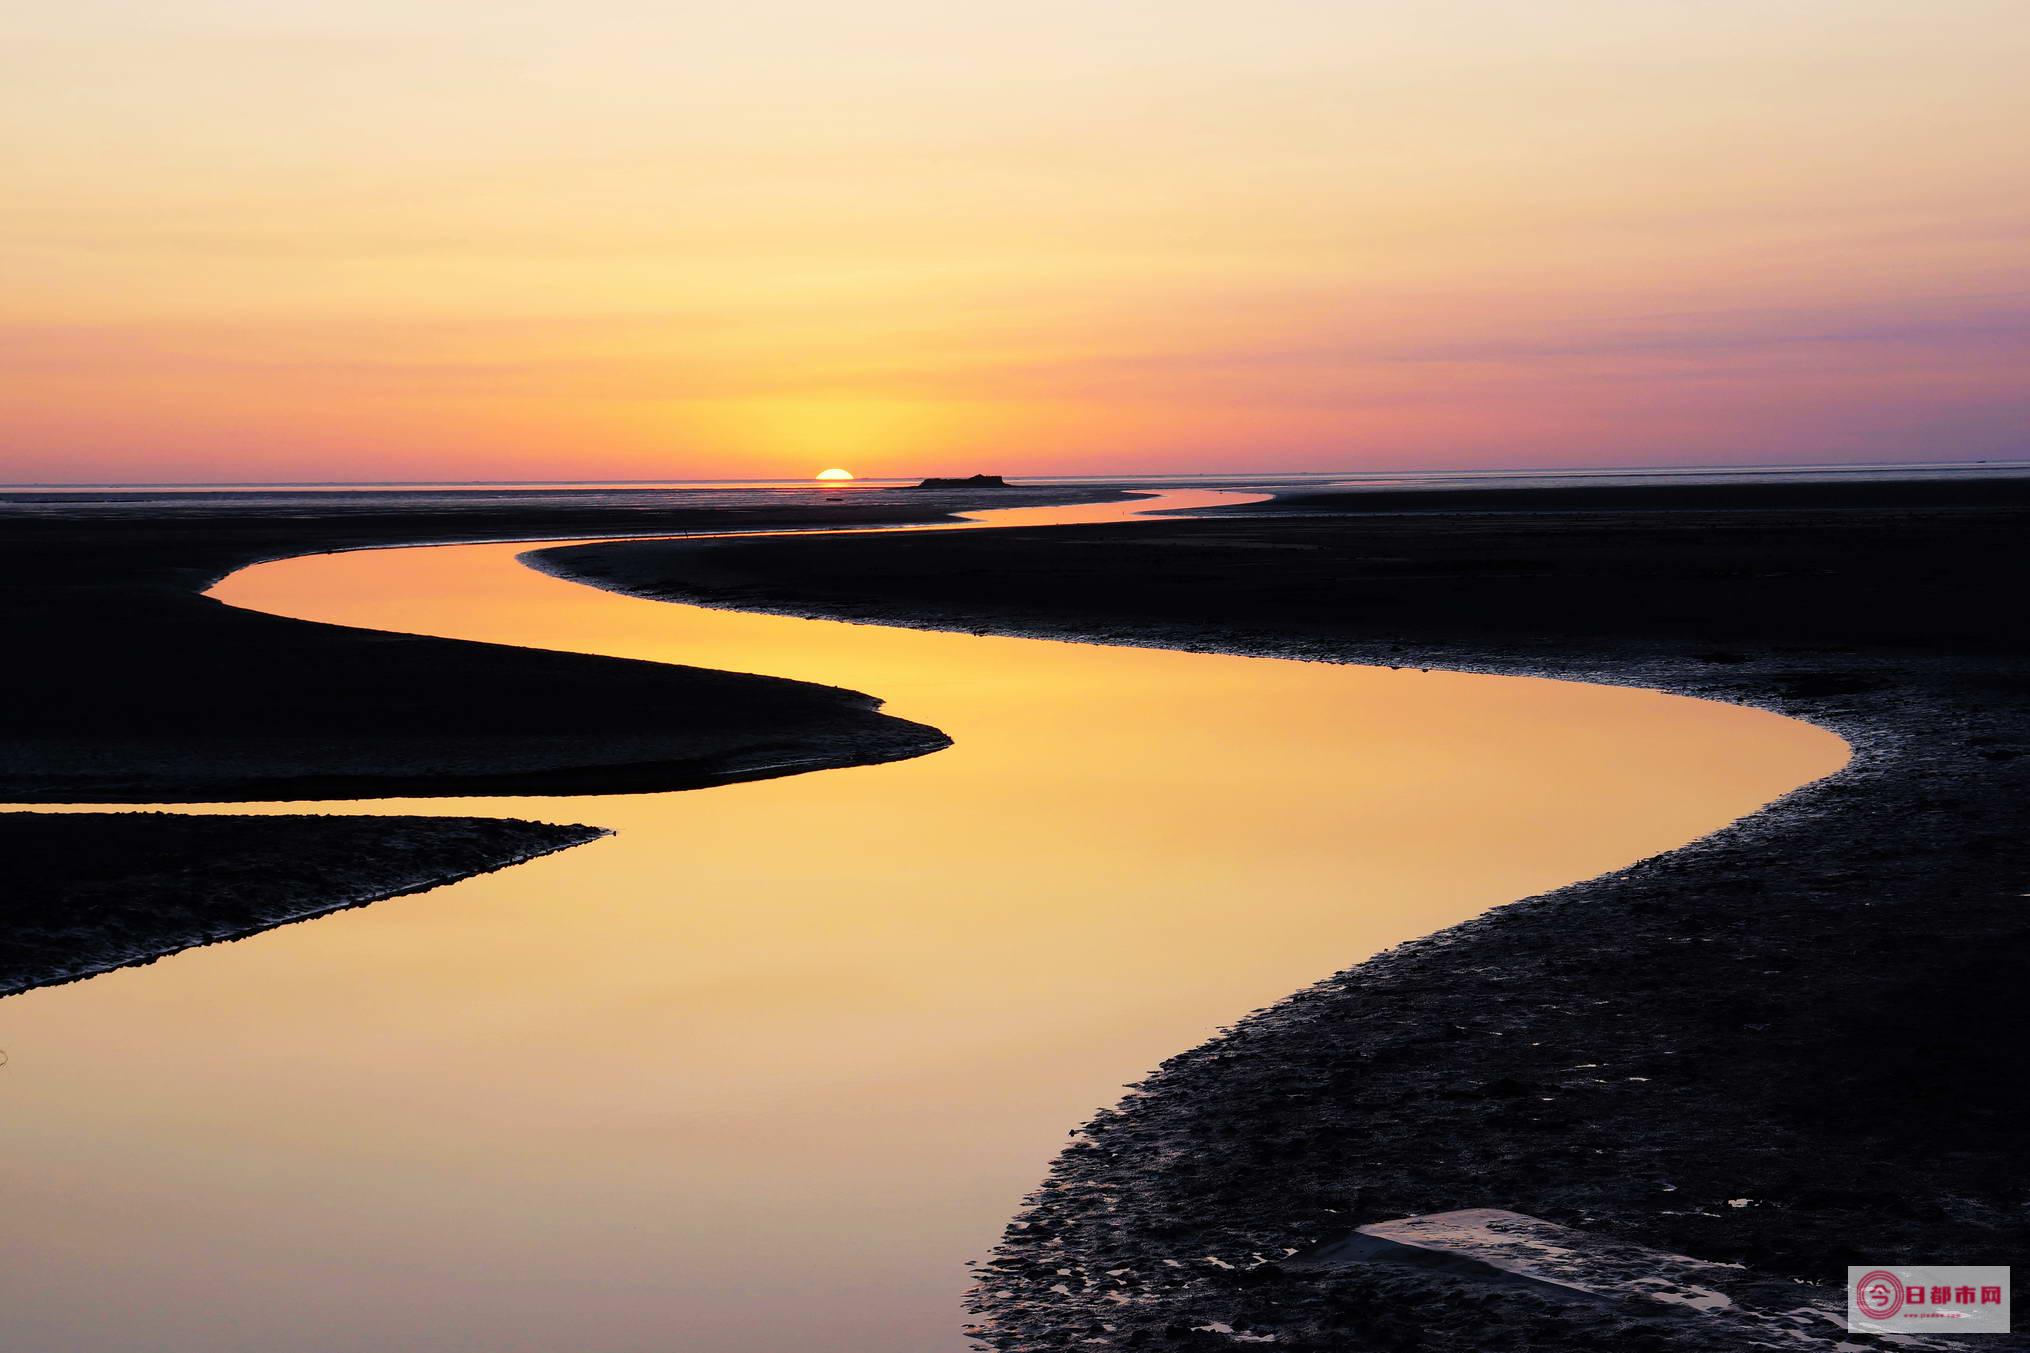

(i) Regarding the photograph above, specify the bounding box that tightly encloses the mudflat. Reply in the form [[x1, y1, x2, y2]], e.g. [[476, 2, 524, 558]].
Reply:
[[0, 812, 603, 998], [0, 485, 1104, 1000], [0, 487, 1085, 802], [536, 475, 2030, 1351]]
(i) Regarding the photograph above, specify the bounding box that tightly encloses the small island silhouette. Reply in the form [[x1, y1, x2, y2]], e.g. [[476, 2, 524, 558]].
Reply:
[[910, 474, 1010, 489]]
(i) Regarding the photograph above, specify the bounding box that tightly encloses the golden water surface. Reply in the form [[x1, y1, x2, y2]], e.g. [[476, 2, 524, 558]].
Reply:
[[0, 492, 1849, 1352]]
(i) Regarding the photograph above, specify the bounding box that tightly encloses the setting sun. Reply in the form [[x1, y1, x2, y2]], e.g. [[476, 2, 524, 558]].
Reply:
[[815, 468, 855, 482]]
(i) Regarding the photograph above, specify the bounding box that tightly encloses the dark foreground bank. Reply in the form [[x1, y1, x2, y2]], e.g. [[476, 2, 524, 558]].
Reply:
[[537, 476, 2030, 1351], [0, 486, 1114, 802], [0, 484, 1105, 1001], [0, 812, 602, 997]]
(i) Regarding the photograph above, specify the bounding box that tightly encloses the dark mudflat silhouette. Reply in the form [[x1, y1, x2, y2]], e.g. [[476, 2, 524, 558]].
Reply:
[[541, 476, 2030, 659], [0, 488, 1059, 803], [0, 485, 1113, 998], [0, 812, 602, 997], [537, 474, 2030, 1352]]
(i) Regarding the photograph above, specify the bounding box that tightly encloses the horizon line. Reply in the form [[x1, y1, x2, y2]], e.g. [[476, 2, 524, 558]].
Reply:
[[5, 455, 2028, 491]]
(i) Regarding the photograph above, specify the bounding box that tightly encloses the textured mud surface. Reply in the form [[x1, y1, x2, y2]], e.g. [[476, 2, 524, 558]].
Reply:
[[955, 672, 2029, 1351], [0, 812, 604, 998], [540, 479, 2030, 1350]]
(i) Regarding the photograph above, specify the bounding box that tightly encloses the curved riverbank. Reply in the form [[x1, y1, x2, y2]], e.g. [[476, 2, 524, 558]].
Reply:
[[531, 480, 2030, 1350], [0, 486, 1089, 803], [0, 490, 1845, 1353], [0, 487, 1081, 1004]]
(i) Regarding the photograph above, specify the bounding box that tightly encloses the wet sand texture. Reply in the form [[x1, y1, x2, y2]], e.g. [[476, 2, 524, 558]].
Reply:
[[537, 475, 2030, 1351]]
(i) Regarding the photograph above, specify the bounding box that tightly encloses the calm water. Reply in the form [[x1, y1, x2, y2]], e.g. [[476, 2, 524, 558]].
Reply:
[[0, 492, 1849, 1351]]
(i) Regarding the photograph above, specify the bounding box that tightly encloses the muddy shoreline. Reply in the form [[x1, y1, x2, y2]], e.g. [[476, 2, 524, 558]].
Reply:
[[0, 812, 605, 998], [0, 486, 1117, 803], [536, 478, 2030, 1350], [0, 485, 1109, 1002]]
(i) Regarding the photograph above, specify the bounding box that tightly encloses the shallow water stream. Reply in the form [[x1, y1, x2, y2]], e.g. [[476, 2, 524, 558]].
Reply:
[[0, 491, 1848, 1351]]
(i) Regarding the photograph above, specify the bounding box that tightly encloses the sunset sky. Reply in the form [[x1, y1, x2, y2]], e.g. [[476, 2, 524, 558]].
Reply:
[[4, 1, 2026, 481]]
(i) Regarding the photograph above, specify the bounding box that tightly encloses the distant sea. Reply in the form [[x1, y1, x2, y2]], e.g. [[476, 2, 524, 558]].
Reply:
[[4, 459, 2027, 497]]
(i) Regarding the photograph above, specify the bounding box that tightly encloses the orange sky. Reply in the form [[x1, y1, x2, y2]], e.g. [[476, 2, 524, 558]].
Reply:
[[4, 1, 2026, 481]]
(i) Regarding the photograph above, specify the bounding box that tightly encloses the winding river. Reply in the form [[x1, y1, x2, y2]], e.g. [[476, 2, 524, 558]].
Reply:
[[0, 491, 1848, 1352]]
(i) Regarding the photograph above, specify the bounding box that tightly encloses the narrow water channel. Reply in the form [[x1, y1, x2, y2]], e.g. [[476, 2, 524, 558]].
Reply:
[[0, 492, 1848, 1352]]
